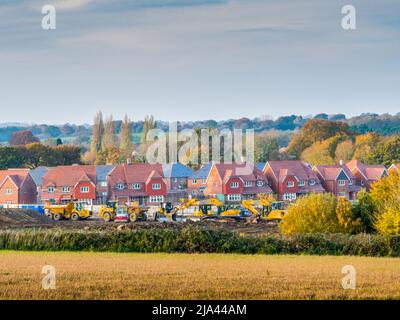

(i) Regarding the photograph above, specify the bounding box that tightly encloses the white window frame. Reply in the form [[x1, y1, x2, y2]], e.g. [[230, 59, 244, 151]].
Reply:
[[298, 181, 305, 187], [80, 186, 90, 193], [152, 183, 161, 190], [132, 183, 141, 190], [287, 181, 295, 188], [309, 180, 316, 186], [47, 186, 55, 193], [230, 182, 239, 189], [149, 195, 164, 203], [192, 179, 197, 185], [349, 180, 353, 186], [338, 180, 346, 186], [227, 194, 241, 202], [116, 183, 125, 190], [257, 180, 264, 187], [244, 181, 252, 187], [283, 193, 297, 201], [5, 189, 13, 195], [100, 181, 107, 187], [61, 186, 71, 193]]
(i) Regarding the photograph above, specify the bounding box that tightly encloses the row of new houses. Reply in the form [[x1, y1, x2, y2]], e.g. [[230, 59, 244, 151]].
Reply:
[[0, 161, 398, 206]]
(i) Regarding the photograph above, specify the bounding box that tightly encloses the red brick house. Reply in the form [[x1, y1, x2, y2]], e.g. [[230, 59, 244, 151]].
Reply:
[[0, 169, 37, 205], [346, 160, 387, 190], [388, 163, 399, 175], [107, 163, 167, 205], [204, 163, 272, 203], [188, 164, 212, 197], [313, 165, 360, 200], [41, 165, 97, 205], [262, 161, 325, 201]]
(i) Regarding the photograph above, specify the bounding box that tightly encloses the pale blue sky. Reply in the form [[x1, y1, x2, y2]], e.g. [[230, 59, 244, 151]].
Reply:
[[0, 0, 399, 124]]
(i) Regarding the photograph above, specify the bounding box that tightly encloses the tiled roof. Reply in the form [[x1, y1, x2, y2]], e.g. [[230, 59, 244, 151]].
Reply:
[[190, 164, 212, 179], [0, 169, 31, 188], [314, 165, 354, 181], [162, 163, 193, 178], [108, 163, 164, 185], [96, 165, 115, 182], [347, 160, 386, 181], [256, 163, 265, 171], [29, 167, 49, 186], [42, 165, 96, 186], [267, 161, 319, 182]]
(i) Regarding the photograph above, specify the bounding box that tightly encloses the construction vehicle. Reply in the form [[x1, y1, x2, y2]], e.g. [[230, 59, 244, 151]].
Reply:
[[44, 202, 92, 221], [99, 201, 148, 223]]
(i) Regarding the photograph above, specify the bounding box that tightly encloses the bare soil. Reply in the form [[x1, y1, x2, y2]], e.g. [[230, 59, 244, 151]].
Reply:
[[0, 209, 279, 236]]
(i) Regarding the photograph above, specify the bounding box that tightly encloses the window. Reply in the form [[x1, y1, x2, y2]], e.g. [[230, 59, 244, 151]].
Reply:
[[102, 192, 108, 196], [47, 186, 55, 193], [244, 181, 252, 187], [116, 183, 125, 190], [230, 182, 239, 189], [152, 183, 161, 190], [227, 194, 241, 201], [298, 181, 305, 187], [5, 189, 13, 195], [100, 181, 107, 187], [338, 192, 346, 197], [80, 186, 89, 193], [5, 201, 12, 205], [202, 179, 207, 184], [361, 180, 365, 186], [192, 179, 197, 185], [132, 183, 141, 190], [287, 181, 295, 187], [173, 178, 178, 183], [338, 180, 346, 186], [61, 186, 71, 193], [309, 180, 316, 186], [257, 180, 264, 187], [283, 193, 297, 201], [149, 195, 164, 203], [349, 180, 353, 186]]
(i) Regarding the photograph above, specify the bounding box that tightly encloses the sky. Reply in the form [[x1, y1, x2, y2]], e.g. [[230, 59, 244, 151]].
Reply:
[[0, 0, 399, 124]]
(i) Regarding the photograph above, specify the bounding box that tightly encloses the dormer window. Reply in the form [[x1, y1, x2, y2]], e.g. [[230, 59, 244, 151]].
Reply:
[[287, 181, 295, 187], [117, 183, 125, 190], [132, 183, 141, 190], [309, 180, 316, 186], [244, 181, 252, 187], [298, 181, 305, 187]]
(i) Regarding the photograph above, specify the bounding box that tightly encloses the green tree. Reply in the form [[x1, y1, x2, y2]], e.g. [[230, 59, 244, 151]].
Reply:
[[255, 135, 280, 162], [351, 189, 377, 233], [370, 135, 400, 167]]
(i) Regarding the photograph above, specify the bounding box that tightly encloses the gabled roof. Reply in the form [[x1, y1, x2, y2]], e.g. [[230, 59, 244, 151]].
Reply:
[[346, 160, 386, 181], [256, 163, 265, 171], [162, 163, 194, 178], [96, 165, 115, 182], [29, 166, 49, 186], [0, 169, 31, 189], [190, 164, 212, 179], [388, 163, 399, 173], [213, 163, 266, 181], [42, 165, 96, 187], [266, 161, 319, 183], [108, 163, 165, 185], [314, 165, 354, 181]]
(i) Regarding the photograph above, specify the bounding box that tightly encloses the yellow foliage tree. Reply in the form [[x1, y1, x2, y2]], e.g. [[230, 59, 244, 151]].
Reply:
[[336, 197, 362, 234]]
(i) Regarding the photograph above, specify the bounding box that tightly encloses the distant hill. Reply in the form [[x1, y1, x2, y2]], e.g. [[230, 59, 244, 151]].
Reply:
[[0, 113, 399, 147]]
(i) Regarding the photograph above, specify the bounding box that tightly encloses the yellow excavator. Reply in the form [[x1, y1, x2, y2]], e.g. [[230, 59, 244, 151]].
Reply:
[[242, 196, 288, 222], [99, 200, 148, 222], [44, 202, 92, 221]]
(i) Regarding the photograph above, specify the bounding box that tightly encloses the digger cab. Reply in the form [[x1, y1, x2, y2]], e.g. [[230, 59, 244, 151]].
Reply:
[[160, 202, 174, 214]]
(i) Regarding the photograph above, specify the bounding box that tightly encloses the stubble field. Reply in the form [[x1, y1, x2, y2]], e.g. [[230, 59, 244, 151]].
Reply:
[[1, 251, 400, 300]]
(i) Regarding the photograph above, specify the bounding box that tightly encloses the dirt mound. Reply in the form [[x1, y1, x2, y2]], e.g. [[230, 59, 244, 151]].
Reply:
[[0, 209, 54, 228]]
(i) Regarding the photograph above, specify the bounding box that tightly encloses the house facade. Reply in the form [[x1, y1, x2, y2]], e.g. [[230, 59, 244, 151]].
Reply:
[[0, 169, 37, 205], [162, 163, 193, 203], [346, 160, 387, 190], [107, 163, 167, 205], [313, 165, 361, 200], [95, 165, 115, 204], [41, 165, 97, 205], [263, 161, 325, 201], [204, 163, 272, 203], [29, 166, 49, 204], [188, 164, 212, 197]]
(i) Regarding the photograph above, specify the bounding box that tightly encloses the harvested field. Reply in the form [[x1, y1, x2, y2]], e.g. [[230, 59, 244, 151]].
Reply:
[[1, 251, 400, 300], [0, 209, 54, 229]]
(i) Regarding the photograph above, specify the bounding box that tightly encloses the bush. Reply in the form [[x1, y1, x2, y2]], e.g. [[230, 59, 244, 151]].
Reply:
[[280, 193, 342, 235], [375, 209, 400, 236]]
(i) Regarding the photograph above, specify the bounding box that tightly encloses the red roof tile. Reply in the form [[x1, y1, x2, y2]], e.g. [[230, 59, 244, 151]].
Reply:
[[42, 165, 96, 187], [0, 169, 31, 188]]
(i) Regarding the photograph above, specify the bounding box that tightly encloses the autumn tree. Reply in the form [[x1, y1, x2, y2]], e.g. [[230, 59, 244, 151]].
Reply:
[[352, 132, 382, 164], [335, 140, 354, 163], [119, 115, 133, 159], [255, 135, 280, 162], [301, 135, 347, 165], [9, 130, 40, 146], [336, 197, 362, 234], [369, 135, 400, 167], [90, 111, 104, 154], [140, 115, 156, 157], [287, 119, 351, 158]]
